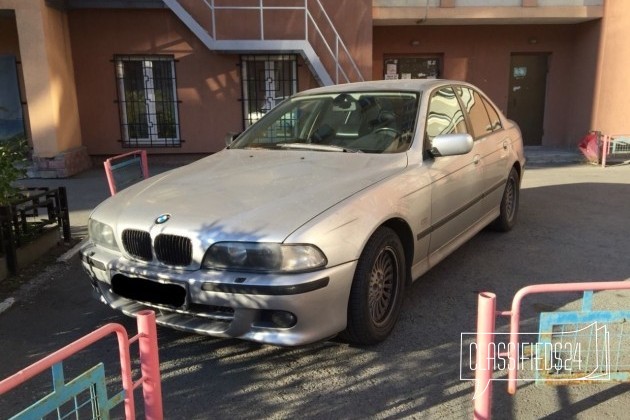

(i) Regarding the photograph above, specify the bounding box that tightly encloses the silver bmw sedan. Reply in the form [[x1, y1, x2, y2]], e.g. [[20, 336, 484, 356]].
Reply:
[[81, 79, 525, 346]]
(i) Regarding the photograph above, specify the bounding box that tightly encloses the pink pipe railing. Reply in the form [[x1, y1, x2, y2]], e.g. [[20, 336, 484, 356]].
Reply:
[[600, 133, 630, 168], [473, 280, 630, 419], [137, 310, 163, 418], [0, 310, 162, 419], [601, 134, 610, 167], [473, 292, 496, 420], [506, 281, 630, 395]]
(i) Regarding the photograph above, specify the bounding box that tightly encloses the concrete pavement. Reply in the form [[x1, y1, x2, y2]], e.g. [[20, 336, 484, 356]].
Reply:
[[2, 152, 629, 419]]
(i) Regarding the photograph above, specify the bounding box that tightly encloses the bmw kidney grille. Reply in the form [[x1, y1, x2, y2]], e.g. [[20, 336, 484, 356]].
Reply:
[[122, 229, 192, 266]]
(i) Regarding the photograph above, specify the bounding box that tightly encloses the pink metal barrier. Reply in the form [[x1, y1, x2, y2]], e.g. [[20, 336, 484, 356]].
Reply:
[[0, 310, 163, 419], [473, 280, 630, 420], [601, 134, 630, 168], [104, 149, 149, 195], [474, 292, 496, 420]]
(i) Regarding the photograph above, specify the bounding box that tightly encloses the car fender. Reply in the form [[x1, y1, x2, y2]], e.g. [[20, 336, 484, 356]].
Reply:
[[284, 164, 432, 269]]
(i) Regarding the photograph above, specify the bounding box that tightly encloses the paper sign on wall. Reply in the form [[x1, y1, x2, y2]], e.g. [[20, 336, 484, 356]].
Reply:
[[513, 67, 527, 79]]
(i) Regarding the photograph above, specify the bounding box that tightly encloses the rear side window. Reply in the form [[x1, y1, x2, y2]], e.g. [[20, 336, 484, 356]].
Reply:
[[456, 86, 492, 140], [481, 96, 503, 132]]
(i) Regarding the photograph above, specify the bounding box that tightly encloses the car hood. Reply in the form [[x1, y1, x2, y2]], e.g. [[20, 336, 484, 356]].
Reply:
[[92, 149, 408, 244]]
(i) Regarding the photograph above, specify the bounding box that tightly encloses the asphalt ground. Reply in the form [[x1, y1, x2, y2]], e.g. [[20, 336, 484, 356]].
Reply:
[[0, 162, 629, 419]]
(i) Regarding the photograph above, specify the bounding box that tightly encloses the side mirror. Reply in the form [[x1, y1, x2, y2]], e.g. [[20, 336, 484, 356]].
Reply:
[[430, 133, 473, 157], [225, 131, 241, 147]]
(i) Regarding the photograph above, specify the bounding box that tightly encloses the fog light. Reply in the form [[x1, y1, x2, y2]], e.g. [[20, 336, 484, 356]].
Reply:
[[271, 311, 297, 328]]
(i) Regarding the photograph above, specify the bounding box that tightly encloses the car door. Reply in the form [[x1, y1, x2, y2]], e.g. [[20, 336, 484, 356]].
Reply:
[[424, 86, 485, 258], [454, 86, 511, 218]]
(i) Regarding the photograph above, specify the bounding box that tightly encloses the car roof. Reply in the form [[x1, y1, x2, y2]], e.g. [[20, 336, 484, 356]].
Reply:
[[294, 79, 463, 97]]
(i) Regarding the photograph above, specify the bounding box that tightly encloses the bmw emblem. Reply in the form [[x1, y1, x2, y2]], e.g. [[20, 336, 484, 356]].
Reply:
[[155, 214, 171, 224]]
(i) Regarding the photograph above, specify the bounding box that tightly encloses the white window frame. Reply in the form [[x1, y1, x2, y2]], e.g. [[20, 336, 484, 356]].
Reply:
[[115, 56, 181, 147], [241, 55, 298, 128]]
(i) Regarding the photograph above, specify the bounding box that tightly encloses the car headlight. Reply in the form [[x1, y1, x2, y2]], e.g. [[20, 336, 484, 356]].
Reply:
[[88, 218, 119, 251], [202, 242, 327, 273]]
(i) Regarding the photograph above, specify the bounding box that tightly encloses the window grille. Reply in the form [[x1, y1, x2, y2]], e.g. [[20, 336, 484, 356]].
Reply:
[[383, 56, 442, 80], [240, 55, 298, 129], [114, 55, 181, 147]]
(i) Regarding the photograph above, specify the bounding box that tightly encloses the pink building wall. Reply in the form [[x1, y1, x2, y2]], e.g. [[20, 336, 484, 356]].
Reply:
[[373, 23, 601, 147], [67, 8, 320, 157], [68, 9, 242, 156], [2, 2, 620, 160], [593, 0, 630, 136]]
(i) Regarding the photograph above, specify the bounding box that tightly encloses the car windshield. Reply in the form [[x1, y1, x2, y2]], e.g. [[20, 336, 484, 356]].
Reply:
[[231, 91, 420, 154]]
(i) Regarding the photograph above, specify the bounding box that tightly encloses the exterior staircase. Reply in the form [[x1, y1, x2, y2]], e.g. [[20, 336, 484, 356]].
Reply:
[[162, 0, 365, 86]]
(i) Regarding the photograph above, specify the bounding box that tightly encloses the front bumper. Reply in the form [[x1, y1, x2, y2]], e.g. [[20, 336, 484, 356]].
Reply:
[[81, 243, 357, 346]]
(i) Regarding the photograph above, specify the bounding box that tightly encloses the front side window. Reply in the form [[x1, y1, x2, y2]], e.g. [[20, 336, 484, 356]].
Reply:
[[231, 91, 419, 154], [425, 87, 468, 143], [115, 55, 181, 147]]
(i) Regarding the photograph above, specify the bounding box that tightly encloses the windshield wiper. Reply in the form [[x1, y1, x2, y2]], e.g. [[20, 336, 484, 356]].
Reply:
[[238, 144, 282, 150], [277, 143, 362, 153]]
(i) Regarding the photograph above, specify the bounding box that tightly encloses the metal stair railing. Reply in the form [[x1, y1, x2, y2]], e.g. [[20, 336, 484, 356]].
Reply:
[[162, 0, 364, 86]]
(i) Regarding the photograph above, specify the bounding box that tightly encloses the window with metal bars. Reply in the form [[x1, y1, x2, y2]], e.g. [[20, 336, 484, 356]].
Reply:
[[383, 56, 442, 80], [114, 55, 181, 147], [240, 55, 298, 129]]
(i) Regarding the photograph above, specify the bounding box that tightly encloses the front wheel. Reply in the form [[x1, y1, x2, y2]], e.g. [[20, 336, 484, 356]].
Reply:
[[491, 167, 520, 232], [342, 227, 406, 345]]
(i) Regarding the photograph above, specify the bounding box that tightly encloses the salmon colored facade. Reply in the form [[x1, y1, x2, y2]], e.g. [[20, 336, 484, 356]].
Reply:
[[373, 22, 600, 147], [69, 8, 253, 156], [0, 0, 627, 177]]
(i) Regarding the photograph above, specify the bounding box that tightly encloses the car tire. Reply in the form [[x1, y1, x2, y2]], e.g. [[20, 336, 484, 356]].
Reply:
[[342, 227, 406, 345], [491, 167, 520, 232]]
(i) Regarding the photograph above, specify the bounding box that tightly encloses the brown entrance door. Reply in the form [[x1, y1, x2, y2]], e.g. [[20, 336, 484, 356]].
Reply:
[[507, 54, 548, 146]]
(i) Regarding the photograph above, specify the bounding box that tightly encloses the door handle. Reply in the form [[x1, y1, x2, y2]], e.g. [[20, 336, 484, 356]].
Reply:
[[473, 155, 481, 165], [503, 140, 509, 150]]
